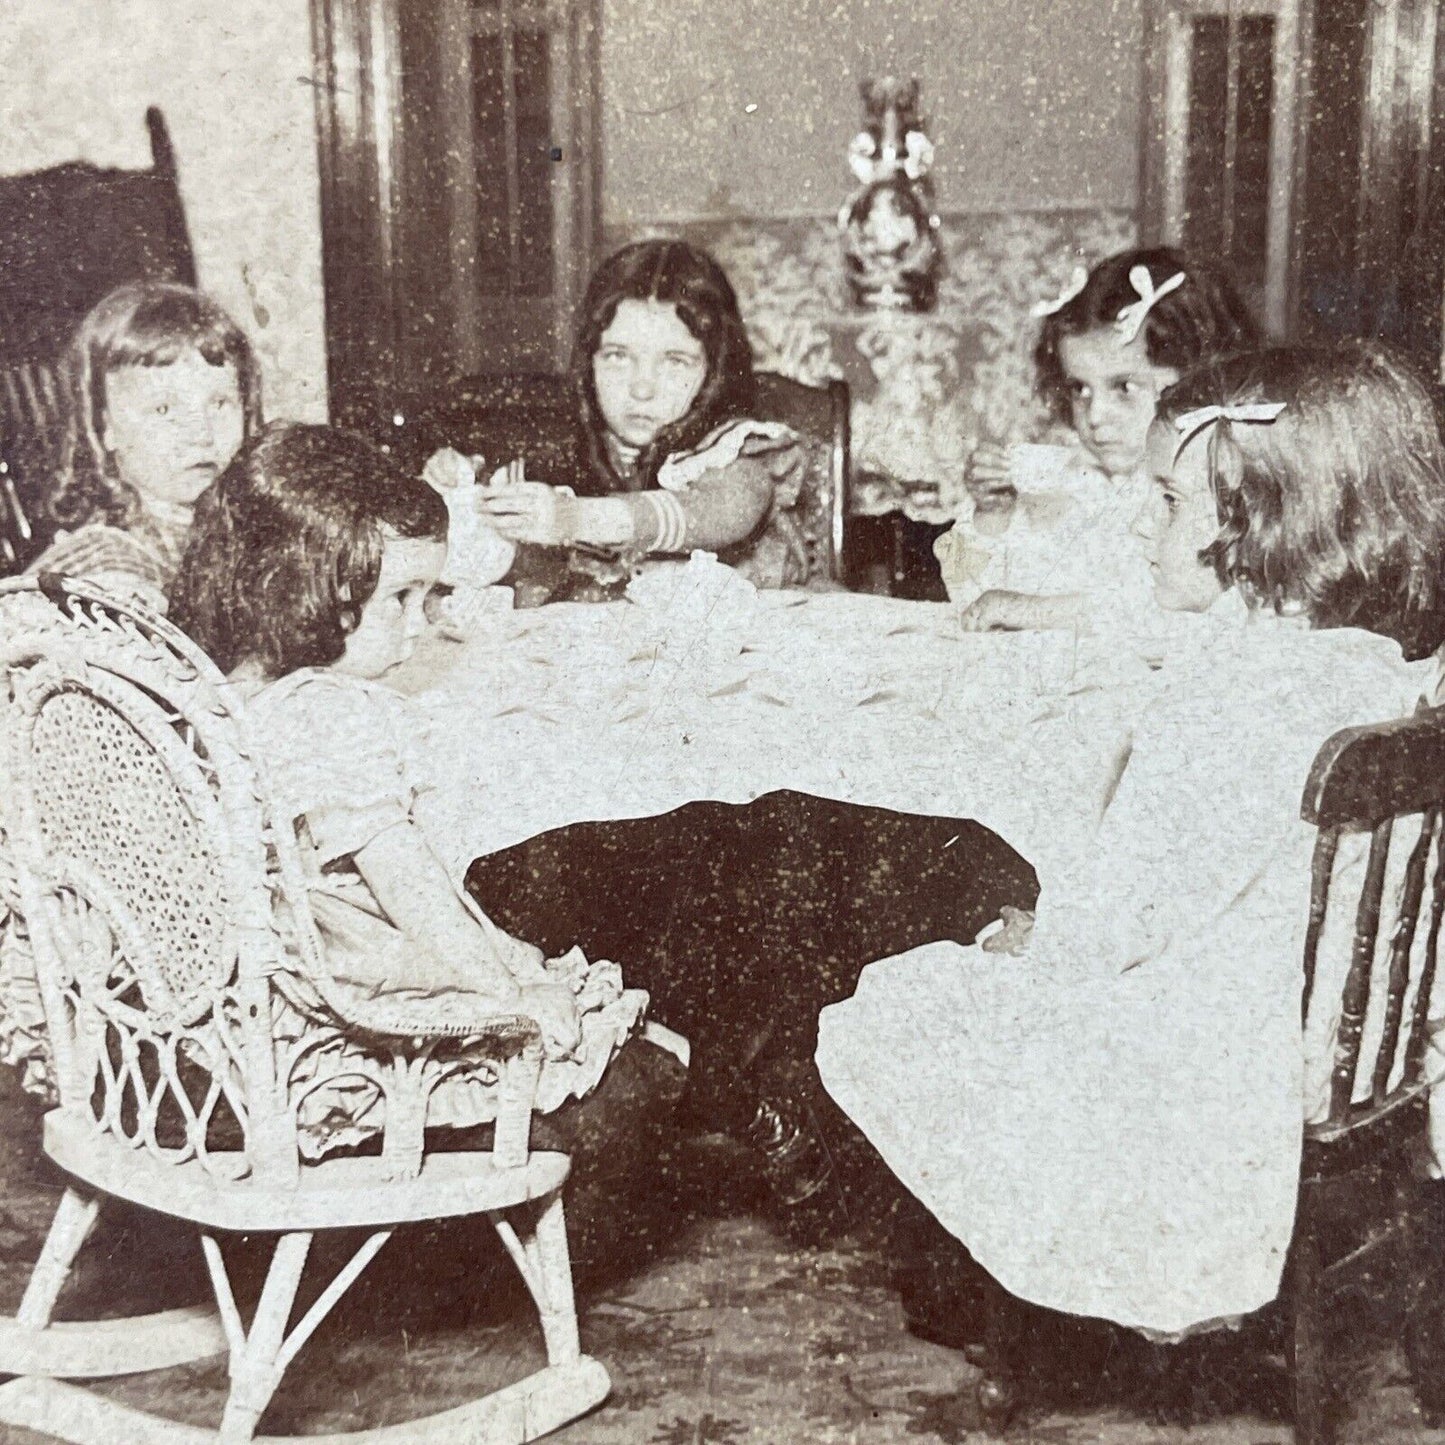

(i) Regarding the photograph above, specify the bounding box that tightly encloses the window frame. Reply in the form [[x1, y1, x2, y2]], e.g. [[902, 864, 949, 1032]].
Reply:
[[1139, 0, 1312, 337], [310, 0, 601, 427]]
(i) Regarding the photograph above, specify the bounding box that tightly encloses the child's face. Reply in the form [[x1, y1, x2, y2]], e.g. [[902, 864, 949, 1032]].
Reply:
[[335, 535, 447, 680], [592, 299, 707, 451], [1057, 327, 1179, 477], [103, 350, 245, 513], [1133, 419, 1226, 613]]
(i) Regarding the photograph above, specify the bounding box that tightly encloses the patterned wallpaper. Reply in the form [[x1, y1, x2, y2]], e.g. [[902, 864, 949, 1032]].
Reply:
[[608, 209, 1136, 522]]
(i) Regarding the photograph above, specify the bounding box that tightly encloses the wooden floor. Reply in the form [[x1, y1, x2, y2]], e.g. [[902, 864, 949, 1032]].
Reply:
[[1, 1065, 1443, 1443]]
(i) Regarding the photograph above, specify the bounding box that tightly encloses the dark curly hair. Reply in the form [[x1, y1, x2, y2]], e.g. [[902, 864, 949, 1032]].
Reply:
[[573, 239, 756, 493], [1035, 247, 1259, 424], [169, 422, 447, 678], [50, 282, 263, 531], [1156, 340, 1445, 659]]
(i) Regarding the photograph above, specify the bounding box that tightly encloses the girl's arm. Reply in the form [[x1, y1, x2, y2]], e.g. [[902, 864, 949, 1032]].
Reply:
[[959, 589, 1092, 632], [482, 463, 775, 556]]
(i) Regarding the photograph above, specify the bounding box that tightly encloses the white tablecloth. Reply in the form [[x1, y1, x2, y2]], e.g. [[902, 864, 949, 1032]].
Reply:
[[399, 585, 1145, 882]]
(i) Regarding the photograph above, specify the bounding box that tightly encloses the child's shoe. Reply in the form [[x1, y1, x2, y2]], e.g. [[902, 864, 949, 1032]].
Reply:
[[741, 1091, 834, 1207]]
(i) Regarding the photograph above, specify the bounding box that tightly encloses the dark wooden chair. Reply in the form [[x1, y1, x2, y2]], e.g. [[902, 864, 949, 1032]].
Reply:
[[1286, 701, 1445, 1442], [384, 372, 583, 494], [386, 370, 853, 585], [974, 701, 1445, 1442], [0, 109, 196, 576], [751, 372, 851, 586]]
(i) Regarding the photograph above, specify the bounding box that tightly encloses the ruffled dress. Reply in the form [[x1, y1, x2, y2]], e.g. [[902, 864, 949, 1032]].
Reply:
[[236, 669, 648, 1154], [26, 516, 181, 615], [551, 418, 833, 601]]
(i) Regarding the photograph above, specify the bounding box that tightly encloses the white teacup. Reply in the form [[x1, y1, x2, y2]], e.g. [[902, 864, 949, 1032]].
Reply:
[[1008, 443, 1078, 494]]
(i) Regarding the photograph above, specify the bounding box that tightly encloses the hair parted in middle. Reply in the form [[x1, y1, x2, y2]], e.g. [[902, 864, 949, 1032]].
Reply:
[[169, 421, 447, 678], [51, 281, 263, 532], [573, 239, 756, 492]]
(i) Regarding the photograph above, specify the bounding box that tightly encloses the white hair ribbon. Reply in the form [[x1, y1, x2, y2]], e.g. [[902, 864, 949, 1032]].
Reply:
[[1115, 266, 1186, 343], [1173, 402, 1287, 458], [1030, 265, 1089, 319]]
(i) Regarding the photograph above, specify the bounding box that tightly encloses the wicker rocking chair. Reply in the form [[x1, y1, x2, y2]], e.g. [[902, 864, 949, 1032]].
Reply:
[[0, 575, 609, 1442]]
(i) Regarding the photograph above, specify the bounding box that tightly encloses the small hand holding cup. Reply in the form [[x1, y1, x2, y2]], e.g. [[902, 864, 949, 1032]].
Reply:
[[423, 447, 482, 492], [479, 460, 578, 547], [965, 443, 1018, 512]]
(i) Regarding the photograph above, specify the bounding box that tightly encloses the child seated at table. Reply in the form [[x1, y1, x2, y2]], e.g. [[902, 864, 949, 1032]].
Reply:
[[28, 281, 262, 610], [819, 340, 1445, 1346], [168, 422, 648, 1138], [424, 239, 832, 602], [936, 247, 1257, 636]]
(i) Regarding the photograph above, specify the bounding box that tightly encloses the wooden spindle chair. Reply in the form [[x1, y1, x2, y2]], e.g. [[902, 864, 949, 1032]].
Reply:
[[1285, 701, 1445, 1442], [0, 575, 609, 1443], [975, 701, 1445, 1442]]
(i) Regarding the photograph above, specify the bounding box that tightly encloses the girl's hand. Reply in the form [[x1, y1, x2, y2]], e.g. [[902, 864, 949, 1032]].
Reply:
[[480, 480, 578, 547], [981, 906, 1034, 956], [959, 589, 1040, 632], [423, 447, 481, 492], [965, 444, 1018, 511], [517, 980, 583, 1058]]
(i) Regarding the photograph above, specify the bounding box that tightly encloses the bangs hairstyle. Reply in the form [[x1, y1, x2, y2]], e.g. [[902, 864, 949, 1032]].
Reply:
[[1156, 341, 1445, 658], [574, 239, 755, 492], [169, 422, 447, 679], [1035, 247, 1259, 423], [52, 281, 263, 530]]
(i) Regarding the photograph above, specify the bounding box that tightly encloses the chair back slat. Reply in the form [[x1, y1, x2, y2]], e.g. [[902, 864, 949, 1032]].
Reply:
[[1303, 703, 1445, 1137], [1330, 821, 1392, 1118], [1406, 808, 1445, 1084], [752, 370, 852, 585], [1372, 814, 1434, 1103], [1301, 825, 1340, 1024], [0, 358, 66, 576]]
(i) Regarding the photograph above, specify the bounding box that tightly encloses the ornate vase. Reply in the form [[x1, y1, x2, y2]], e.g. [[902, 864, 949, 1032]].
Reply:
[[839, 78, 942, 313]]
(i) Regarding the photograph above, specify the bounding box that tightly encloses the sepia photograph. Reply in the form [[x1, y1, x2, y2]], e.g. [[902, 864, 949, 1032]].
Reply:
[[3, 0, 1445, 1440]]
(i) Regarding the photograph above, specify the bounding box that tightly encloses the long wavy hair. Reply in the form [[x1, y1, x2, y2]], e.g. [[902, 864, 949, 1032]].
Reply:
[[1035, 247, 1259, 423], [169, 422, 446, 679], [50, 282, 263, 532], [1156, 341, 1445, 659], [573, 240, 756, 493]]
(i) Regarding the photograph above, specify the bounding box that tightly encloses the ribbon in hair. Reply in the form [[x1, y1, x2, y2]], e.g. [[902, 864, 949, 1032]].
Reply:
[[1173, 402, 1287, 458], [1030, 265, 1089, 319], [1115, 266, 1186, 343]]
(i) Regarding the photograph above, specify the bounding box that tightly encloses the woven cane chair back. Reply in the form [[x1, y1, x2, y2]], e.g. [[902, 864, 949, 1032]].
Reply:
[[2, 575, 547, 1197], [0, 576, 298, 1184]]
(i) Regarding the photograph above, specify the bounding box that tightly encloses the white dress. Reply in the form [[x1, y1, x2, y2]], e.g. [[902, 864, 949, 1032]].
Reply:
[[816, 604, 1439, 1336], [245, 669, 647, 1154], [934, 451, 1153, 608]]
